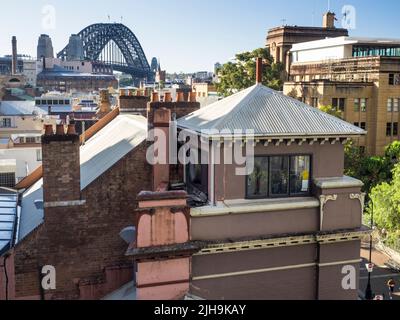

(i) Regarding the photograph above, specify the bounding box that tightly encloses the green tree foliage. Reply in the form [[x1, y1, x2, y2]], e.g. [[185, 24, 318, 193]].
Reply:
[[366, 163, 400, 248], [119, 77, 134, 87], [216, 48, 283, 97], [344, 141, 400, 195], [318, 105, 343, 118]]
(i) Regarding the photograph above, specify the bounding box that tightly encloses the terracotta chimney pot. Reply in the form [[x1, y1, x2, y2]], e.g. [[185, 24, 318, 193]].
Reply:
[[164, 92, 172, 102], [56, 124, 65, 135], [152, 92, 159, 102], [189, 91, 197, 102], [44, 124, 54, 136], [67, 124, 76, 135], [176, 92, 184, 102]]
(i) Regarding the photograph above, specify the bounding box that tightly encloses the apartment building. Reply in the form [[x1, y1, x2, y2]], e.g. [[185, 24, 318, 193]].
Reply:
[[284, 36, 400, 155]]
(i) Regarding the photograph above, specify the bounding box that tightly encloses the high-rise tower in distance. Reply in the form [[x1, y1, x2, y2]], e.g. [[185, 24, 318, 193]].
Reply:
[[37, 34, 54, 59]]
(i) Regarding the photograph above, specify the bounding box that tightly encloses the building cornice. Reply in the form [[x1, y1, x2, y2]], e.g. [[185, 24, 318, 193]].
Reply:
[[190, 197, 320, 217], [195, 228, 370, 256], [314, 176, 364, 189]]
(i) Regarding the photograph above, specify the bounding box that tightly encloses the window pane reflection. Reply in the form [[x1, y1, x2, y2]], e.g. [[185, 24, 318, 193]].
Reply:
[[269, 156, 289, 196], [247, 158, 268, 198], [290, 156, 311, 195]]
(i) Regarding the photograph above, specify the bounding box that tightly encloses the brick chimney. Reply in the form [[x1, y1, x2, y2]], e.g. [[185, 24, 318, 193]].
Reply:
[[11, 36, 17, 75], [97, 89, 112, 119], [152, 108, 171, 190], [42, 124, 81, 204], [118, 89, 149, 117], [147, 91, 200, 129], [323, 11, 336, 28], [256, 57, 263, 84]]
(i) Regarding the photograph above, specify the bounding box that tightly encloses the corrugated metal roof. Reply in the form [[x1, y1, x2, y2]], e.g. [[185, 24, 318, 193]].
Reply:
[[0, 101, 48, 116], [177, 84, 366, 138], [80, 114, 147, 190], [17, 114, 147, 242], [0, 190, 18, 255]]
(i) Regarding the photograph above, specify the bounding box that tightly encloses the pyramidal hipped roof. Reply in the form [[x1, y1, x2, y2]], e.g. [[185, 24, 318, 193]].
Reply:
[[177, 84, 366, 138]]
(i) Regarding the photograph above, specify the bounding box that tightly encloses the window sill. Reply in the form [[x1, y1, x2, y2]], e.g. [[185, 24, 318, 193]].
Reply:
[[190, 197, 320, 217]]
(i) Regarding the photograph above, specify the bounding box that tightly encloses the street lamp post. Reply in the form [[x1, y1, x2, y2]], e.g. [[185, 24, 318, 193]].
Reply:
[[365, 200, 374, 300]]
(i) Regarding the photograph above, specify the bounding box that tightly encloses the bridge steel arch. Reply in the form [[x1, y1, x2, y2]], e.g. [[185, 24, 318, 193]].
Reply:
[[58, 23, 153, 81]]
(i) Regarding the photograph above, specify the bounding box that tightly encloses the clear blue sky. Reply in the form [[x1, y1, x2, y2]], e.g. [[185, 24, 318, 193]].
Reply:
[[0, 0, 399, 73]]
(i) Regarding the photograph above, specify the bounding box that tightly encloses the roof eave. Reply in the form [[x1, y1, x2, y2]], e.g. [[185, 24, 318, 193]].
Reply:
[[177, 126, 366, 140]]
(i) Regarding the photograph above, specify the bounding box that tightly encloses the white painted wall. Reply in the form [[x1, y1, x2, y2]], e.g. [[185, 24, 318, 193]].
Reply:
[[0, 147, 41, 182], [23, 60, 37, 86], [292, 45, 353, 63]]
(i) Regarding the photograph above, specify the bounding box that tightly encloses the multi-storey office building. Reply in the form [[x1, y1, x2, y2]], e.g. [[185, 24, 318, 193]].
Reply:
[[284, 36, 400, 155]]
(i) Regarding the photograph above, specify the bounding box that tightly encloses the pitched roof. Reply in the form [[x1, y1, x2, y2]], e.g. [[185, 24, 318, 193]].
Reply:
[[0, 190, 18, 255], [15, 107, 121, 190], [177, 84, 366, 138], [79, 114, 147, 189], [17, 114, 148, 242]]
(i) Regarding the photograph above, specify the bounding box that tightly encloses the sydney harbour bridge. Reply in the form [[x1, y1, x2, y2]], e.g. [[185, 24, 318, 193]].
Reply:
[[57, 23, 153, 83]]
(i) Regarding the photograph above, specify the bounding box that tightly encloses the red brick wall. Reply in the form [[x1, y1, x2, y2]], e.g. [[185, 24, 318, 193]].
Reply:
[[148, 101, 200, 126], [42, 136, 81, 203], [119, 96, 150, 117], [9, 142, 152, 300]]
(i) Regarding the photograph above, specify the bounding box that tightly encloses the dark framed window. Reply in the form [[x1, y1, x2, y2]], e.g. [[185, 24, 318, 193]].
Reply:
[[246, 157, 269, 198], [332, 98, 345, 112], [387, 123, 393, 137], [246, 155, 311, 199], [2, 118, 11, 128], [354, 122, 360, 127], [289, 156, 311, 195], [270, 156, 290, 197], [0, 173, 15, 188], [360, 122, 366, 130], [311, 97, 318, 108], [389, 73, 395, 85], [185, 148, 208, 195], [394, 123, 399, 136]]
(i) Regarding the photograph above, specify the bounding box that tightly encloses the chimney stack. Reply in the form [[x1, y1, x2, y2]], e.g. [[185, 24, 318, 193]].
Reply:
[[97, 89, 112, 119], [42, 123, 81, 204], [323, 12, 336, 28], [176, 92, 185, 102], [11, 36, 17, 75], [152, 108, 171, 190], [164, 92, 172, 102], [151, 92, 159, 102], [256, 57, 263, 84], [147, 90, 200, 129], [188, 91, 197, 102]]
